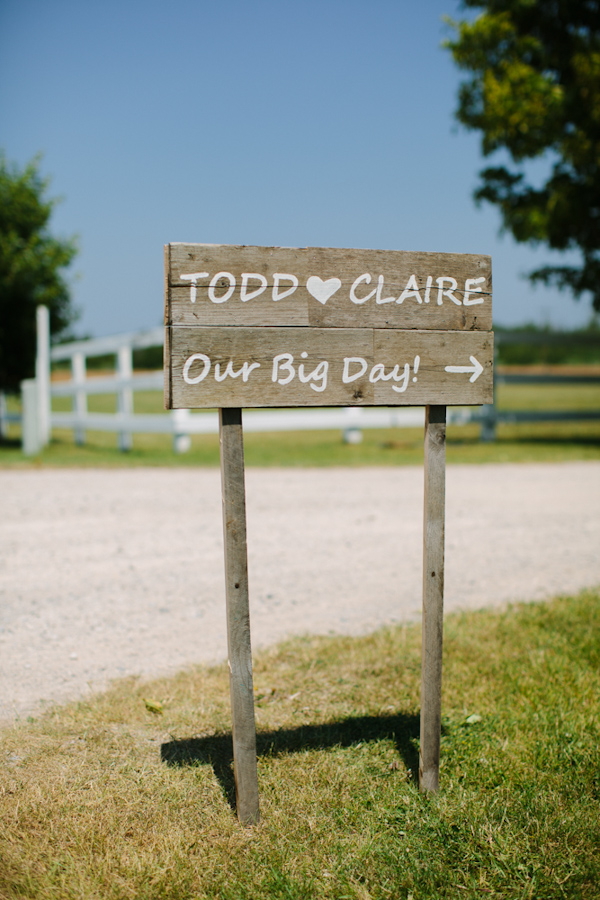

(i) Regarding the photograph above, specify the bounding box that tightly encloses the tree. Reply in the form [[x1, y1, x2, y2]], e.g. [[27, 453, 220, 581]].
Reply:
[[445, 0, 600, 311], [0, 153, 77, 393]]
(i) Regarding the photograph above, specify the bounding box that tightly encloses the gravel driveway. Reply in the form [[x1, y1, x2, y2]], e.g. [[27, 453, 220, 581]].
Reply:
[[1, 462, 599, 722]]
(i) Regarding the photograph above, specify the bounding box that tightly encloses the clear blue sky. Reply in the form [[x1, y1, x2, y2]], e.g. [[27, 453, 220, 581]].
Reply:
[[0, 0, 593, 338]]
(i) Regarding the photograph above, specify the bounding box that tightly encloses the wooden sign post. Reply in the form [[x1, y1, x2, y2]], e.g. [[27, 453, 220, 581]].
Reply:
[[164, 243, 493, 822]]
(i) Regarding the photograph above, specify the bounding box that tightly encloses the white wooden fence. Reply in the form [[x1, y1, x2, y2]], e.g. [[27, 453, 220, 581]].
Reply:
[[9, 307, 599, 454]]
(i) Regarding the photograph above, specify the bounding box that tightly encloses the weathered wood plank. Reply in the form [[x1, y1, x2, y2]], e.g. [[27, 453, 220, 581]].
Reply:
[[372, 330, 493, 405], [420, 405, 446, 794], [167, 327, 493, 408], [163, 318, 172, 410], [164, 243, 172, 327], [166, 243, 492, 331], [219, 407, 260, 825]]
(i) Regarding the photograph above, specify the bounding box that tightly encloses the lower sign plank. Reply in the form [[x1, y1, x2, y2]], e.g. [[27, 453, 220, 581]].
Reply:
[[167, 327, 493, 408]]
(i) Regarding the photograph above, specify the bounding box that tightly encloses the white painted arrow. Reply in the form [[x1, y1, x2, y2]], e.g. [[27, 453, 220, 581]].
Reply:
[[444, 356, 484, 383]]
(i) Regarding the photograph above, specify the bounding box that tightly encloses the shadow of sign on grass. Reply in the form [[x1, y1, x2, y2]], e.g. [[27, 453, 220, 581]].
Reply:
[[161, 712, 421, 811]]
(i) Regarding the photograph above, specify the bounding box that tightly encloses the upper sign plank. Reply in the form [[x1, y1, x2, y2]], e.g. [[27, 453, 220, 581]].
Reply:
[[166, 243, 492, 332]]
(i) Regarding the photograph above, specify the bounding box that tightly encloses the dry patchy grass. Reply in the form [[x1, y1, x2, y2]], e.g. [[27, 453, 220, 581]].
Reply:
[[1, 592, 599, 899]]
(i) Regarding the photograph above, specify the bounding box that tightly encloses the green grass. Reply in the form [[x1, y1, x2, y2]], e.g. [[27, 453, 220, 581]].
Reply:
[[1, 379, 599, 467], [1, 589, 599, 898]]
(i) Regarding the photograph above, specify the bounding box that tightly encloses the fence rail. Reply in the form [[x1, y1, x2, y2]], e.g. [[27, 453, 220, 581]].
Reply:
[[6, 307, 600, 454], [497, 373, 600, 385]]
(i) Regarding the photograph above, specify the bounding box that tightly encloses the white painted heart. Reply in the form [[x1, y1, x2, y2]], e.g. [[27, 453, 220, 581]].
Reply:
[[306, 275, 342, 305]]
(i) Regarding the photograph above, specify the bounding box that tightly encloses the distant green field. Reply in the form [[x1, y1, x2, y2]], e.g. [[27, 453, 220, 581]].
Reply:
[[1, 379, 599, 467]]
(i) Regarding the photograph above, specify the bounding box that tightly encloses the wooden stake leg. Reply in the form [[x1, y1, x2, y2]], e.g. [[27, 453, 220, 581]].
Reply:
[[219, 408, 260, 824], [420, 405, 446, 793]]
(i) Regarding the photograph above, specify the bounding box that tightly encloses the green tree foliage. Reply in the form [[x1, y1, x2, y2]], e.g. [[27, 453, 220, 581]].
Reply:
[[446, 0, 600, 310], [0, 153, 77, 392]]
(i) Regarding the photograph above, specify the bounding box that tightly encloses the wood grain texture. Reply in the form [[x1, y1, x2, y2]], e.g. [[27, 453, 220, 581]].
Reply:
[[219, 408, 260, 825], [164, 243, 172, 327], [420, 405, 446, 794], [163, 320, 172, 409], [167, 327, 493, 408], [166, 243, 492, 331]]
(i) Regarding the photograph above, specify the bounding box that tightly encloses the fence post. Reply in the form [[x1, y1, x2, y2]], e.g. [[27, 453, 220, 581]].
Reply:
[[171, 408, 192, 453], [35, 306, 51, 446], [72, 351, 87, 445], [117, 344, 133, 451], [21, 379, 42, 455], [480, 342, 498, 442], [342, 406, 363, 444], [0, 391, 8, 440]]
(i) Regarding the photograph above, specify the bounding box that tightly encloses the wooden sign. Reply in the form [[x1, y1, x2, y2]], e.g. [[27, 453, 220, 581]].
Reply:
[[164, 243, 494, 824], [164, 244, 493, 409]]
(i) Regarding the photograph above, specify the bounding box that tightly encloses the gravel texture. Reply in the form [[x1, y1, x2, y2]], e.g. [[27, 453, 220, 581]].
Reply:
[[1, 462, 599, 723]]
